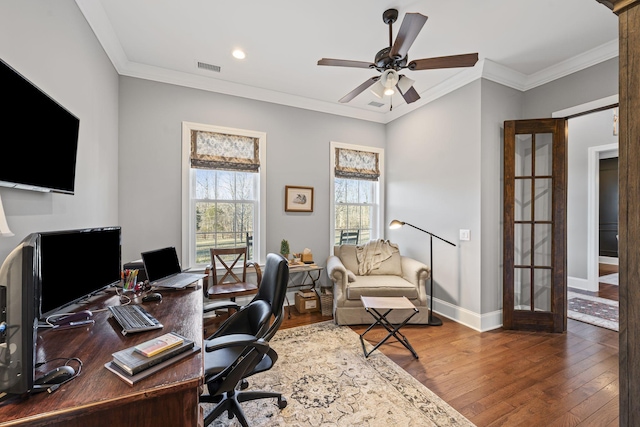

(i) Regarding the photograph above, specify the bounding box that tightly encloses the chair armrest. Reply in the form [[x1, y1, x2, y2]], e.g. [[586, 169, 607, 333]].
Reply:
[[327, 255, 348, 289], [203, 300, 240, 314], [247, 261, 262, 285], [401, 256, 431, 287], [204, 333, 260, 352]]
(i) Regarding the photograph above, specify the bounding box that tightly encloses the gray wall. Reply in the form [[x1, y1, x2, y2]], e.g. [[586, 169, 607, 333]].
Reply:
[[117, 77, 385, 275], [567, 108, 618, 280], [386, 80, 482, 314], [480, 80, 524, 314], [0, 0, 119, 263]]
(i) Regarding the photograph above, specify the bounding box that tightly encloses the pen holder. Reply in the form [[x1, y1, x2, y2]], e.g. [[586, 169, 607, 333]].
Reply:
[[123, 269, 138, 292]]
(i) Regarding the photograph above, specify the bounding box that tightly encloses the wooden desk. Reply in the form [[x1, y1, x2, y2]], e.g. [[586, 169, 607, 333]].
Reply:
[[0, 285, 203, 427]]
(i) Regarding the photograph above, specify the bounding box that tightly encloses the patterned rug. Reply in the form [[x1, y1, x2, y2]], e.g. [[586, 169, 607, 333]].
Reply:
[[204, 321, 475, 427], [567, 291, 618, 331]]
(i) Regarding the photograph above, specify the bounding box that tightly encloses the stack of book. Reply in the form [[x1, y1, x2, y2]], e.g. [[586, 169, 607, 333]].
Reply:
[[105, 331, 198, 385]]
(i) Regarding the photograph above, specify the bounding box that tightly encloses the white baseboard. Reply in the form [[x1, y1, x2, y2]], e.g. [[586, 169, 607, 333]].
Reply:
[[568, 276, 594, 292], [432, 298, 502, 332], [599, 256, 619, 265]]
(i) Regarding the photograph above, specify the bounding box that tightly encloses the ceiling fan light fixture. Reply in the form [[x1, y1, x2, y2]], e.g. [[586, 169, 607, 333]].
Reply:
[[232, 49, 246, 59], [384, 87, 395, 96], [370, 81, 385, 98], [397, 75, 415, 95]]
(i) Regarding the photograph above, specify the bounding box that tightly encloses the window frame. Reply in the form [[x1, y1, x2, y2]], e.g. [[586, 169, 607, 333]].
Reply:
[[182, 122, 266, 269], [329, 141, 384, 251]]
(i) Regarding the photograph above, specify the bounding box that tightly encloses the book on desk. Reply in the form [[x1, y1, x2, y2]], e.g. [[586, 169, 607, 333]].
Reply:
[[105, 331, 198, 384]]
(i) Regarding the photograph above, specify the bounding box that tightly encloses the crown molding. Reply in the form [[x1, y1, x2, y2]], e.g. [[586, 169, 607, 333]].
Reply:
[[523, 39, 619, 90], [76, 0, 619, 124]]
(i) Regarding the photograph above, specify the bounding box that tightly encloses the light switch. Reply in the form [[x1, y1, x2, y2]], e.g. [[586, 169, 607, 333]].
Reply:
[[459, 229, 470, 241]]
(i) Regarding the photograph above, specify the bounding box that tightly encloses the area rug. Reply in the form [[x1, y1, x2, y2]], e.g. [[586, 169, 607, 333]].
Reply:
[[204, 321, 475, 427], [598, 273, 619, 286], [568, 291, 618, 331]]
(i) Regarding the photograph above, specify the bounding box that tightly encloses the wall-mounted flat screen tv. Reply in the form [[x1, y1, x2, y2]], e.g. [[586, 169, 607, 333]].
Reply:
[[0, 58, 80, 194]]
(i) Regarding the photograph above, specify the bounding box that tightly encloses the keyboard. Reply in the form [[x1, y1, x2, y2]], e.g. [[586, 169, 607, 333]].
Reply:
[[108, 305, 163, 335]]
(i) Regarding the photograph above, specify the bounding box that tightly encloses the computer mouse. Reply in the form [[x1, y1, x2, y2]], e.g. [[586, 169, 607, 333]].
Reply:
[[34, 365, 75, 386], [142, 292, 162, 302]]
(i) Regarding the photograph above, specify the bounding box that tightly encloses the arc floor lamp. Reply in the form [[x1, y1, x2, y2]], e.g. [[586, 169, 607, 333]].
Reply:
[[389, 220, 455, 326]]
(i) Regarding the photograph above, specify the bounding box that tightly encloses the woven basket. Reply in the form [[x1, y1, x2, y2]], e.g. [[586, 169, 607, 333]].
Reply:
[[320, 287, 333, 317]]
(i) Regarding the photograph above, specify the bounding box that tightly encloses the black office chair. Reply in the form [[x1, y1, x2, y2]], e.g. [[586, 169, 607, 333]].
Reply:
[[200, 253, 289, 426]]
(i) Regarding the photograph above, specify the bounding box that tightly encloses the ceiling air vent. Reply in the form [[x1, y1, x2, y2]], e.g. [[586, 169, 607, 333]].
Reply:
[[197, 62, 221, 72], [368, 101, 385, 108]]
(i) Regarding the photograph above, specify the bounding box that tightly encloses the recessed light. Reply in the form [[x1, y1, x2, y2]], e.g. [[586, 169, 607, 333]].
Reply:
[[232, 49, 246, 60]]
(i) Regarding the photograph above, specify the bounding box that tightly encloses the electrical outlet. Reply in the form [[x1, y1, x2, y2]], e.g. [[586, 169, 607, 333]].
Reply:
[[459, 229, 470, 241]]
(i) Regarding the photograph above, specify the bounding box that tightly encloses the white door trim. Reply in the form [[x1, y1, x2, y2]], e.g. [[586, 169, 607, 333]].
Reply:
[[587, 143, 619, 291]]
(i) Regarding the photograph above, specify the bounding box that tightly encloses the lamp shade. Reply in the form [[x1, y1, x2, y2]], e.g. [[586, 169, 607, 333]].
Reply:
[[397, 75, 415, 95], [389, 219, 405, 229], [0, 194, 14, 237], [370, 81, 386, 99]]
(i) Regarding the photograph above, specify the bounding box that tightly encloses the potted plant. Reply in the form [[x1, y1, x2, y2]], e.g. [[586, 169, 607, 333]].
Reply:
[[280, 239, 290, 258]]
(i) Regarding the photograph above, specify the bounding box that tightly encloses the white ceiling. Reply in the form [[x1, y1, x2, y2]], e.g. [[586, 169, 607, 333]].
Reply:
[[75, 0, 618, 123]]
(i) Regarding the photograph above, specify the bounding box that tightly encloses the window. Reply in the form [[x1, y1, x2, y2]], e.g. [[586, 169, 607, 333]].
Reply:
[[330, 142, 384, 248], [182, 122, 266, 269]]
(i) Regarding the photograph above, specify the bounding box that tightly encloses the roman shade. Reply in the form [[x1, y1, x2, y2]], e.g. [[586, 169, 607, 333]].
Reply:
[[191, 130, 260, 172], [335, 147, 379, 181]]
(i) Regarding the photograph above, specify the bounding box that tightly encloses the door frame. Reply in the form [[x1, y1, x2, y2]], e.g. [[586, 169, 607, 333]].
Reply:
[[587, 143, 619, 291], [552, 95, 619, 292]]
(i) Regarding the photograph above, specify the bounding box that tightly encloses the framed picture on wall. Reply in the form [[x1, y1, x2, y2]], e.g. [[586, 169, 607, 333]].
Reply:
[[285, 186, 314, 212]]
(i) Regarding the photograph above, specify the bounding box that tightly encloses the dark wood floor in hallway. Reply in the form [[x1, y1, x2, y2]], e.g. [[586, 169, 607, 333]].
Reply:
[[277, 310, 619, 427]]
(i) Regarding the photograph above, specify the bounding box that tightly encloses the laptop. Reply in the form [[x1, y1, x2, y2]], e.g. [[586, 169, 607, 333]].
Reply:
[[141, 247, 206, 289]]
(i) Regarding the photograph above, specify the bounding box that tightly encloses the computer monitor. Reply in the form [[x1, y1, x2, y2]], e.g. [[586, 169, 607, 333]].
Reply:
[[38, 227, 121, 319], [0, 234, 39, 398]]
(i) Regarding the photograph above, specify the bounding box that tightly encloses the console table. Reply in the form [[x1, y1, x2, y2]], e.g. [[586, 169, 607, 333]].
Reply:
[[0, 285, 204, 427], [286, 264, 324, 318]]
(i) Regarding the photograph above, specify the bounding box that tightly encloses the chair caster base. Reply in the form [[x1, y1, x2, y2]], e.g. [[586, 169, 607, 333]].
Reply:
[[278, 396, 287, 409]]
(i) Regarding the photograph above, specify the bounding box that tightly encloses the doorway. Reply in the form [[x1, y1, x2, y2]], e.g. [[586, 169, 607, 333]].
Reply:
[[559, 104, 619, 296]]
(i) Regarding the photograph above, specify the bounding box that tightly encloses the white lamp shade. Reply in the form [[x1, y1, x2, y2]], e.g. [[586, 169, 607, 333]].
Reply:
[[370, 81, 385, 98], [0, 194, 14, 237], [397, 75, 415, 95]]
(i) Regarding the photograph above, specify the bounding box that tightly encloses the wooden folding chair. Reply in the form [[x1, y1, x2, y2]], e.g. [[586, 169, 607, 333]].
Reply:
[[206, 247, 261, 301]]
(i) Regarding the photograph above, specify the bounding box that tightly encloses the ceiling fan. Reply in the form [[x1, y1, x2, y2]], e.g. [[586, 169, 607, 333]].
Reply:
[[318, 9, 479, 105]]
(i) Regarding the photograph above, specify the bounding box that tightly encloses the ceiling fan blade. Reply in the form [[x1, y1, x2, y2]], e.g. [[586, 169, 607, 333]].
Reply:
[[398, 85, 420, 104], [339, 76, 380, 103], [408, 53, 479, 70], [318, 58, 375, 69], [389, 13, 428, 60]]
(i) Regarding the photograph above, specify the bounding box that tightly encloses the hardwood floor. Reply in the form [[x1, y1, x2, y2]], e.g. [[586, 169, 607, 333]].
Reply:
[[274, 308, 619, 427]]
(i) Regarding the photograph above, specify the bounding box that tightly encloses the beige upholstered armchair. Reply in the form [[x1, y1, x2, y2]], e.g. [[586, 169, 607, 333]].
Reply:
[[326, 240, 431, 325]]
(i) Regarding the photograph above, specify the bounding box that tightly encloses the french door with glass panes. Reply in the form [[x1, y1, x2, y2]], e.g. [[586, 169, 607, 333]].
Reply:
[[503, 118, 567, 333]]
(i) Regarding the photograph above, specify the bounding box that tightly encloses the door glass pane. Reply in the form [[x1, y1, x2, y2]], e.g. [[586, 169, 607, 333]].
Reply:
[[534, 134, 553, 176], [514, 224, 531, 265], [515, 179, 531, 221], [533, 269, 552, 312], [534, 224, 552, 266], [534, 178, 552, 221], [514, 268, 531, 310], [515, 135, 532, 177]]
